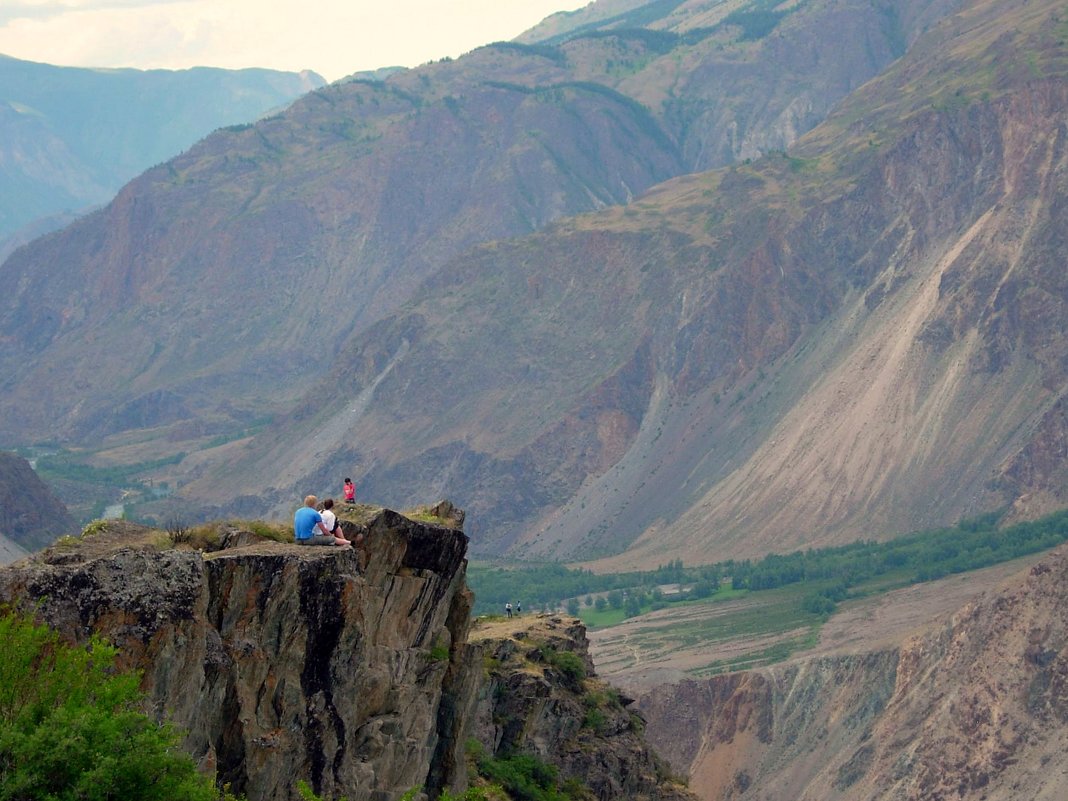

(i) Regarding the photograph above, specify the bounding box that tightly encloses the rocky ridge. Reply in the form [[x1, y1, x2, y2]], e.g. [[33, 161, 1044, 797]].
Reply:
[[469, 614, 691, 801], [0, 508, 690, 801]]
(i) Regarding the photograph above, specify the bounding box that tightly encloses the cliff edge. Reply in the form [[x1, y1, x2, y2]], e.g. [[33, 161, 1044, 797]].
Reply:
[[0, 509, 470, 801], [0, 506, 691, 801]]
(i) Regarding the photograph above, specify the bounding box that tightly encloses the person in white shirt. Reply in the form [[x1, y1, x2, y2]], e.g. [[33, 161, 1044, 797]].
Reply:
[[319, 498, 346, 541]]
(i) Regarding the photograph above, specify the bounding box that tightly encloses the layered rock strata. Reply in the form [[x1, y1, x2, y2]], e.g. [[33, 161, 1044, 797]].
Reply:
[[0, 508, 690, 801], [0, 512, 470, 801]]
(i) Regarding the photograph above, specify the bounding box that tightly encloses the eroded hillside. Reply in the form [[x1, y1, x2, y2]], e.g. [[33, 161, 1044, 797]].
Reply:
[[0, 450, 74, 556], [191, 0, 1068, 566], [0, 0, 957, 504]]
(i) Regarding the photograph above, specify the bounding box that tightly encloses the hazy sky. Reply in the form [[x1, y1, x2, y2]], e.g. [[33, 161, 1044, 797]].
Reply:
[[0, 0, 589, 82]]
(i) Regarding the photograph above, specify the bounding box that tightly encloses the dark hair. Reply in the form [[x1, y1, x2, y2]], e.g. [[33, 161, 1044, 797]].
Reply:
[[344, 477, 352, 483], [323, 498, 335, 510]]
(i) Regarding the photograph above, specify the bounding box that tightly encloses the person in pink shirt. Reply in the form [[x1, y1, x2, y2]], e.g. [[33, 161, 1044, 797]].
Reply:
[[343, 477, 356, 504]]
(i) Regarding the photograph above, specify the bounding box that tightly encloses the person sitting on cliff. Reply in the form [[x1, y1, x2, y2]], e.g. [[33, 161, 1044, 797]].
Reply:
[[343, 478, 356, 504], [320, 498, 346, 539], [294, 495, 351, 547]]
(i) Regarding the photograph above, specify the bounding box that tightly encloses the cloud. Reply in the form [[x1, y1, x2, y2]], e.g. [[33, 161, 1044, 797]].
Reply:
[[0, 0, 587, 81], [0, 0, 186, 27]]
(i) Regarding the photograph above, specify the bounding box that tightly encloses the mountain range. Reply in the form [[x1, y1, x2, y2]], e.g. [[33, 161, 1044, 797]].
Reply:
[[2, 0, 1067, 569], [0, 54, 323, 259]]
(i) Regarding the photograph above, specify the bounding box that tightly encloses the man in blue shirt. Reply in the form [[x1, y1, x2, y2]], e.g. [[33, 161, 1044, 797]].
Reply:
[[294, 495, 351, 547]]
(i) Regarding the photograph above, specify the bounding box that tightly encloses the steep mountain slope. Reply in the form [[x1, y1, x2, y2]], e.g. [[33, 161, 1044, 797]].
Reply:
[[0, 0, 952, 449], [0, 55, 322, 249], [196, 0, 1068, 565], [0, 450, 74, 554], [636, 545, 1068, 801]]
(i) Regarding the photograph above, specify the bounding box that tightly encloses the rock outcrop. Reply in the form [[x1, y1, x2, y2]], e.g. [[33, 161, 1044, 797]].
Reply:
[[0, 507, 690, 801], [636, 545, 1068, 801], [0, 511, 469, 800], [469, 614, 691, 801]]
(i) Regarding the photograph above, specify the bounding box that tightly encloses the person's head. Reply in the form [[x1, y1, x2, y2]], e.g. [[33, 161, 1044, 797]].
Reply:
[[344, 477, 352, 484], [304, 495, 317, 508], [323, 498, 335, 510]]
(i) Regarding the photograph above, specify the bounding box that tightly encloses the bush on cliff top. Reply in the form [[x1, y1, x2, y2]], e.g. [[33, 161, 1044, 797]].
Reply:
[[0, 611, 233, 801]]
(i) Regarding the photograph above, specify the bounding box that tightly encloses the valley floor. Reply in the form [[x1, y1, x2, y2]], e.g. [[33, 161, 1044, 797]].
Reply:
[[589, 553, 1047, 694]]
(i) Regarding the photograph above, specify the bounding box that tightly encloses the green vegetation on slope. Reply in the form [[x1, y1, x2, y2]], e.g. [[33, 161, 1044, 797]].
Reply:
[[0, 611, 234, 800]]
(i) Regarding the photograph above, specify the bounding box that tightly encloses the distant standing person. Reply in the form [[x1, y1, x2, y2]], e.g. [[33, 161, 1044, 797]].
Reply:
[[343, 478, 356, 504], [516, 601, 521, 615], [294, 495, 350, 547], [505, 602, 512, 618]]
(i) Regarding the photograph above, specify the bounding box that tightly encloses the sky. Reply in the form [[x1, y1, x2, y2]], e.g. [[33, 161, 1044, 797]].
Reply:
[[0, 0, 590, 82]]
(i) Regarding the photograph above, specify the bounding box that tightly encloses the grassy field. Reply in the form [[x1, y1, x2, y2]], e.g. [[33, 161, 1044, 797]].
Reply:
[[585, 556, 1046, 682], [585, 582, 829, 677]]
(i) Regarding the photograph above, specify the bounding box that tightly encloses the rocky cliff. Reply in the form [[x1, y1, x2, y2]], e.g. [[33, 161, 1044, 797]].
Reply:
[[636, 545, 1068, 801], [0, 508, 690, 801], [468, 614, 691, 801]]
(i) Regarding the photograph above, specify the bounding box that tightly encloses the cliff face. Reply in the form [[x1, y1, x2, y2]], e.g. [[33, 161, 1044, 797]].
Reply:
[[636, 546, 1068, 801], [0, 510, 690, 801], [0, 512, 471, 800], [469, 615, 691, 801]]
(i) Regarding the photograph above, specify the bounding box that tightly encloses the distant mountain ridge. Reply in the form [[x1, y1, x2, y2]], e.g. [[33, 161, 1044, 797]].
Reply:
[[0, 54, 323, 251], [0, 0, 951, 449], [182, 0, 1068, 566], [6, 0, 1068, 569]]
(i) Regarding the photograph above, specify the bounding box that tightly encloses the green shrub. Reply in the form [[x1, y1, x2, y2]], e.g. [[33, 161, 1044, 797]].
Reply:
[[538, 647, 586, 684], [582, 707, 607, 733], [0, 612, 232, 801], [243, 520, 291, 542], [801, 594, 837, 615], [476, 753, 568, 801]]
